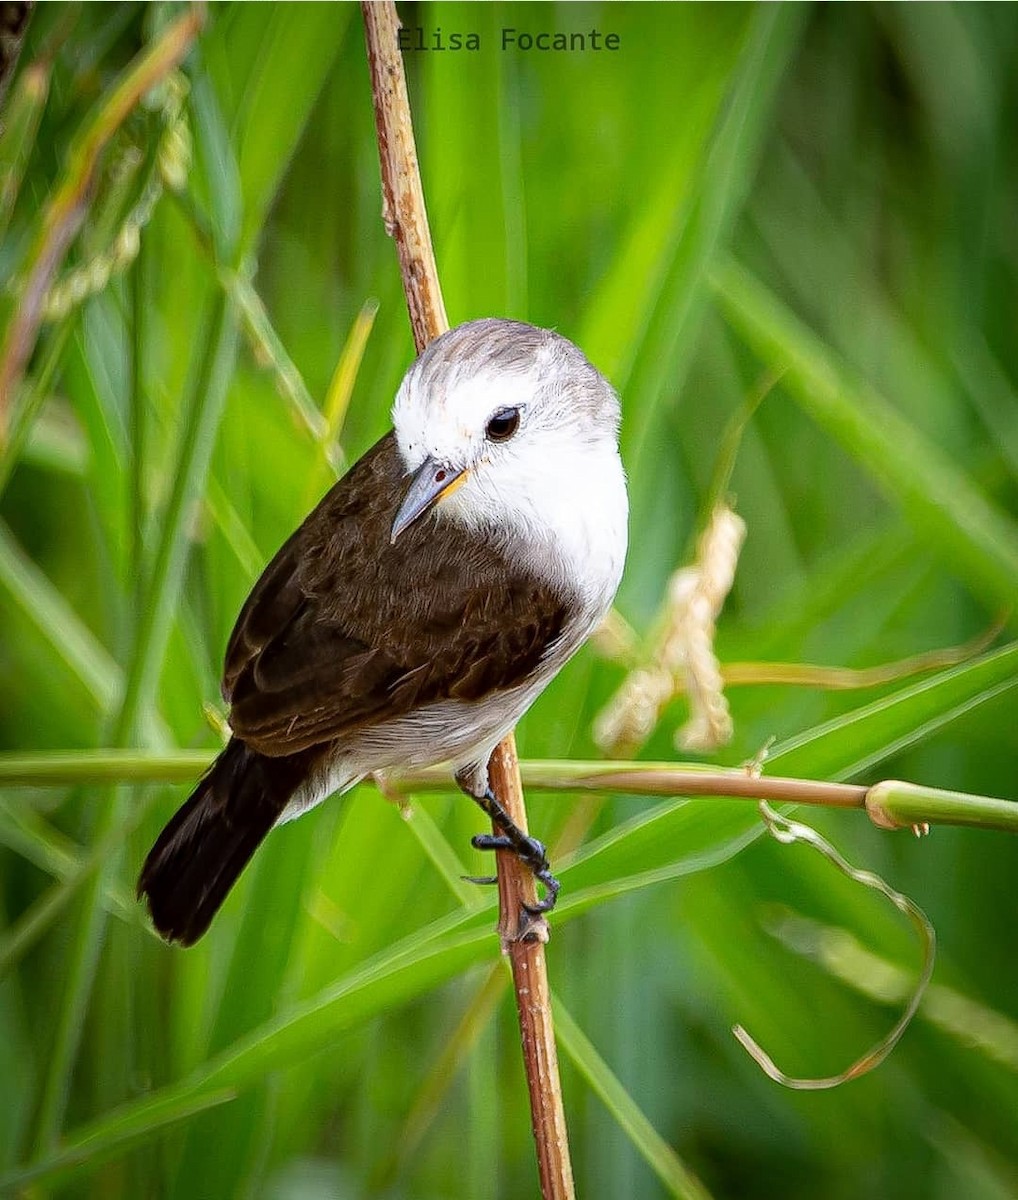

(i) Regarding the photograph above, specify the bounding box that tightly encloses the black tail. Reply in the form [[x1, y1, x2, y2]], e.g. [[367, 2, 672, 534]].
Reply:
[[138, 738, 309, 946]]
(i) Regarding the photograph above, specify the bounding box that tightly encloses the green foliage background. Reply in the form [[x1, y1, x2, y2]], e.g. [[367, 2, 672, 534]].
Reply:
[[2, 2, 1018, 1197]]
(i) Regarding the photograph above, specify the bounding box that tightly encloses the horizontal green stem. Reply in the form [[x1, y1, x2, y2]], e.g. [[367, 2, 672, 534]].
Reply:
[[2, 751, 1016, 834], [866, 780, 1018, 835]]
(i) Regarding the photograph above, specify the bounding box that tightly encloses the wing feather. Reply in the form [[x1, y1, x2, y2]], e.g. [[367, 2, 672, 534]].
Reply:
[[222, 433, 572, 757]]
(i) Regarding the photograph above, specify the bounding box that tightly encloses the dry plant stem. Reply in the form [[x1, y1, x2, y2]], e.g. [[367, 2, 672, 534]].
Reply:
[[361, 5, 574, 1196], [550, 769, 866, 809], [0, 6, 203, 433], [717, 617, 1007, 692], [488, 747, 575, 1200], [361, 0, 448, 353]]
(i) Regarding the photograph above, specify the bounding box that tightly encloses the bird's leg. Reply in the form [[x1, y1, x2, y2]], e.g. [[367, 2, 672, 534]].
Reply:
[[455, 766, 560, 914]]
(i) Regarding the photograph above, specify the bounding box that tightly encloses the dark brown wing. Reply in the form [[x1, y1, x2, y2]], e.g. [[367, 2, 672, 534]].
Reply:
[[223, 433, 572, 756]]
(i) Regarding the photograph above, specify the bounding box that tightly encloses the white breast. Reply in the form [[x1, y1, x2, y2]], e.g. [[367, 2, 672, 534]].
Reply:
[[512, 440, 628, 624]]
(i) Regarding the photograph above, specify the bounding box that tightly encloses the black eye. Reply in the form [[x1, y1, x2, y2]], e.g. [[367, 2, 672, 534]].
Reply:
[[485, 407, 520, 442]]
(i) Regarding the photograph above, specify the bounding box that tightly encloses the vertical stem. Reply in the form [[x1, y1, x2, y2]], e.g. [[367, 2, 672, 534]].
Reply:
[[130, 233, 149, 623], [360, 5, 574, 1197], [489, 741, 575, 1200], [0, 316, 74, 501], [360, 0, 448, 352]]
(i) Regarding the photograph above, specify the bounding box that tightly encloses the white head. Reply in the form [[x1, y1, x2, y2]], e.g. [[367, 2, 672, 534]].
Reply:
[[391, 318, 628, 610]]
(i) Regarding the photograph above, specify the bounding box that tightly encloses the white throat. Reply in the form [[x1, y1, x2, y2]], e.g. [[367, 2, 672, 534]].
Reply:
[[441, 433, 628, 621]]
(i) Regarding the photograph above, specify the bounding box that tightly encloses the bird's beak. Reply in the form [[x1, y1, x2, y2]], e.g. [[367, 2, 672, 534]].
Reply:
[[391, 456, 468, 543]]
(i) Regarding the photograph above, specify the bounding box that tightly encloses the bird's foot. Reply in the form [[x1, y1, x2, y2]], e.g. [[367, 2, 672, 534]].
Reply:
[[466, 820, 561, 914]]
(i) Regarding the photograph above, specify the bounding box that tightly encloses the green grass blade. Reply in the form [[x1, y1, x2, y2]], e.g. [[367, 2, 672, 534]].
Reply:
[[555, 997, 714, 1200], [713, 257, 1018, 610], [0, 519, 121, 713], [1, 1086, 237, 1192], [770, 641, 1018, 780], [0, 58, 51, 244], [0, 799, 136, 920], [618, 4, 806, 471], [3, 920, 491, 1190], [114, 292, 237, 742], [31, 293, 238, 1151], [201, 3, 351, 254]]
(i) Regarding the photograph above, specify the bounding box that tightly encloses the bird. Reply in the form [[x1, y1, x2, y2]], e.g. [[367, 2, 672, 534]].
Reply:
[[138, 318, 628, 945]]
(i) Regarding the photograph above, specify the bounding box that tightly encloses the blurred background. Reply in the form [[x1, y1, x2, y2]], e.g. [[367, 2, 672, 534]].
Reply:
[[2, 2, 1018, 1197]]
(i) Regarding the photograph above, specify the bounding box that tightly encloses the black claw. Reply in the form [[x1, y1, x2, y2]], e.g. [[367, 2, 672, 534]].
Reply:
[[462, 873, 499, 887], [523, 868, 561, 915]]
